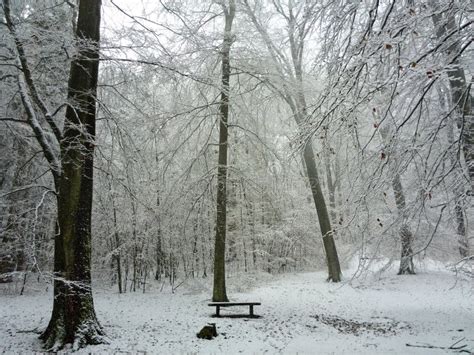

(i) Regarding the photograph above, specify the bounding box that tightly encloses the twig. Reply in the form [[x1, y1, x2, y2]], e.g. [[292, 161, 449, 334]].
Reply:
[[16, 326, 41, 334], [172, 280, 186, 293], [406, 338, 470, 353]]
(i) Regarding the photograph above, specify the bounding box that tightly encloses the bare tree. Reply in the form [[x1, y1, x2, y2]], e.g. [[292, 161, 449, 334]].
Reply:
[[431, 0, 473, 193], [213, 0, 236, 302], [242, 0, 341, 281]]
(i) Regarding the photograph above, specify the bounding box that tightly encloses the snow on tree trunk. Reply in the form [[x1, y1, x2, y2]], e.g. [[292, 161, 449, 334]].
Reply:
[[431, 1, 474, 193], [212, 0, 235, 302], [392, 177, 415, 275], [377, 123, 415, 275], [39, 0, 106, 350], [303, 142, 342, 281], [438, 88, 469, 258]]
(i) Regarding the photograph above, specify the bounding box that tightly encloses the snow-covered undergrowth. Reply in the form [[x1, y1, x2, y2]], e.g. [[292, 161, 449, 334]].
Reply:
[[1, 260, 473, 354]]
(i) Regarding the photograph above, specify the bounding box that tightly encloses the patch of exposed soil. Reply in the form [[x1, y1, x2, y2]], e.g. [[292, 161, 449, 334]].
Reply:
[[311, 314, 411, 336]]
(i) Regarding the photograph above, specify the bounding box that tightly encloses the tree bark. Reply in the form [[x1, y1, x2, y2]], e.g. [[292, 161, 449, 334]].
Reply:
[[113, 205, 123, 294], [154, 189, 163, 281], [243, 0, 342, 281], [303, 142, 342, 281], [212, 0, 235, 302], [39, 0, 106, 349], [439, 88, 469, 258], [324, 150, 337, 224], [295, 76, 341, 281], [431, 1, 474, 192], [378, 126, 415, 275], [392, 175, 415, 275]]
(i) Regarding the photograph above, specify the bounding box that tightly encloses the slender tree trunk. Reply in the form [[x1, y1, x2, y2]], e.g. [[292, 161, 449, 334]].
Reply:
[[431, 2, 474, 191], [378, 126, 415, 275], [142, 266, 147, 293], [0, 139, 18, 238], [439, 88, 470, 257], [454, 201, 468, 257], [324, 152, 337, 224], [192, 220, 199, 278], [243, 190, 258, 269], [392, 175, 415, 275], [113, 206, 122, 294], [39, 0, 106, 349], [283, 1, 342, 281], [201, 221, 208, 278], [303, 142, 342, 281], [154, 192, 163, 281], [212, 0, 235, 302], [239, 190, 248, 272], [294, 60, 341, 281], [243, 239, 248, 273], [123, 256, 128, 293], [155, 234, 163, 281], [431, 4, 474, 257]]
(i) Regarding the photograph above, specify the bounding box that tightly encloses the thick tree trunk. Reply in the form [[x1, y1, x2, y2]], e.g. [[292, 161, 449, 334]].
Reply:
[[212, 0, 235, 302], [40, 0, 105, 349]]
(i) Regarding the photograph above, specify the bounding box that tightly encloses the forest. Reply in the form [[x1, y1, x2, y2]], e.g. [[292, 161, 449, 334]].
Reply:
[[0, 0, 473, 353]]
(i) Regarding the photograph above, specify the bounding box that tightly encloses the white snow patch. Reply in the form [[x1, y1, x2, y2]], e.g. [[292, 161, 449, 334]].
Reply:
[[1, 264, 473, 354]]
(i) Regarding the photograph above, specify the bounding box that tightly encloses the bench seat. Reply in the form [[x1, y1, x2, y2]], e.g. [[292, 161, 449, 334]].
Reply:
[[208, 302, 261, 318]]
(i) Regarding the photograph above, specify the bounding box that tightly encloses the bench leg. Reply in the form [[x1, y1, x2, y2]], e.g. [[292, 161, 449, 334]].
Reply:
[[249, 305, 254, 317], [216, 306, 220, 317]]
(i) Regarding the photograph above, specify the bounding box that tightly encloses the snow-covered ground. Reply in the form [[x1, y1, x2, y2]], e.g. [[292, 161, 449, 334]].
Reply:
[[1, 261, 473, 354]]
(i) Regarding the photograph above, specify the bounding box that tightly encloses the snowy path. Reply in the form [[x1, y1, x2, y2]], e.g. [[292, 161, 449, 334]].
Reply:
[[1, 269, 473, 354]]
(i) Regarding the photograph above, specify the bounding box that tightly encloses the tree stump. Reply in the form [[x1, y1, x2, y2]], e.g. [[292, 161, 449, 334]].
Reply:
[[196, 323, 217, 340]]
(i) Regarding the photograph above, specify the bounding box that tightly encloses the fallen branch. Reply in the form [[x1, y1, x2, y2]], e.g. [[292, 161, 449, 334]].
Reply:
[[172, 280, 186, 293], [17, 327, 41, 334], [406, 338, 470, 353]]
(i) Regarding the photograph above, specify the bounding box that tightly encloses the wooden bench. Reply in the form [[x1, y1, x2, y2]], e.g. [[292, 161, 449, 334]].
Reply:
[[208, 302, 261, 318]]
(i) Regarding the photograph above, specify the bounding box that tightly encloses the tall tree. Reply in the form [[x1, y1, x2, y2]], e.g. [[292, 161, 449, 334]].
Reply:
[[213, 0, 236, 302], [438, 88, 469, 258], [3, 0, 106, 349], [378, 123, 415, 275], [431, 1, 471, 257], [431, 1, 473, 193], [243, 0, 341, 281], [42, 1, 105, 347]]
